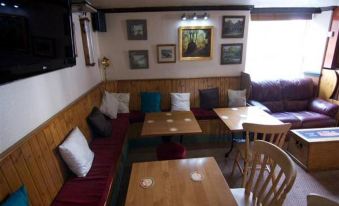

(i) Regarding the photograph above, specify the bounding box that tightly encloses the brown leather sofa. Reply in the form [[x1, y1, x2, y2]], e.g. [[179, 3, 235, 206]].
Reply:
[[248, 78, 338, 129]]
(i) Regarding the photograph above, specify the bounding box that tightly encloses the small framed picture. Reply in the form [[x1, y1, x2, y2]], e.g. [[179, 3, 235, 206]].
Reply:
[[129, 50, 149, 69], [127, 20, 147, 40], [222, 16, 245, 38], [157, 44, 176, 63], [221, 44, 243, 65]]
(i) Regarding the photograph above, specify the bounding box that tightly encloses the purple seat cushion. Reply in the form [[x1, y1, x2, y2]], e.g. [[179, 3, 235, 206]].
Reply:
[[291, 111, 337, 128], [191, 107, 218, 120], [156, 142, 187, 160], [271, 112, 302, 129]]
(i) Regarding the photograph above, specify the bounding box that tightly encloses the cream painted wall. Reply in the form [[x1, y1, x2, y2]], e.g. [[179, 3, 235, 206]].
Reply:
[[98, 11, 250, 80], [0, 13, 102, 154]]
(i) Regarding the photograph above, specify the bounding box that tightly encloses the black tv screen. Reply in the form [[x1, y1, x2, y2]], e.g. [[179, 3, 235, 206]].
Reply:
[[0, 0, 76, 85]]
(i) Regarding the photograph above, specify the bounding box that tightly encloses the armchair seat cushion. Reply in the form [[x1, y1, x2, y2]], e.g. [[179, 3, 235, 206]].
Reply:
[[271, 112, 302, 129], [291, 111, 337, 128]]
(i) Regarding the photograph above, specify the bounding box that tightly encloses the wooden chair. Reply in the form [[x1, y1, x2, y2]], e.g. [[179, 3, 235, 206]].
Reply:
[[307, 194, 339, 206], [231, 140, 297, 206], [230, 122, 292, 186]]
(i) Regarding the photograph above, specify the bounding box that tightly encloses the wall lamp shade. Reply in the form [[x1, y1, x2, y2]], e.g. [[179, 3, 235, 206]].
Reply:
[[101, 56, 110, 87]]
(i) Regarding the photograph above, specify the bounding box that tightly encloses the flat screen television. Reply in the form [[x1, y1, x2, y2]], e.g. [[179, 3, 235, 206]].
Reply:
[[0, 0, 76, 85]]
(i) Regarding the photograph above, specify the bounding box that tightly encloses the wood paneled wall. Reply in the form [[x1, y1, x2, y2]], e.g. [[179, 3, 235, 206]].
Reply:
[[0, 83, 103, 205], [105, 76, 241, 111]]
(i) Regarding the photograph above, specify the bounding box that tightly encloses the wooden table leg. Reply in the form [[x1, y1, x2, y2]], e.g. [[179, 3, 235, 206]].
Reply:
[[180, 135, 183, 143], [225, 133, 234, 158]]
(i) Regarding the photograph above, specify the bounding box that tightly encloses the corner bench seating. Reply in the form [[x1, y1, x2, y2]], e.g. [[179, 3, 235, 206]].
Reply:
[[52, 108, 219, 205]]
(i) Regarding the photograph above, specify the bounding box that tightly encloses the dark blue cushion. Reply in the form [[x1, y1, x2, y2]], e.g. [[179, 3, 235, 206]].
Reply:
[[1, 186, 28, 206], [141, 92, 161, 113]]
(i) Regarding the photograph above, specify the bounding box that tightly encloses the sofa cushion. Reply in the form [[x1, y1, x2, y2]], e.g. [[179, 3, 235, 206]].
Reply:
[[171, 93, 190, 111], [87, 107, 113, 137], [1, 186, 28, 206], [250, 80, 282, 102], [228, 89, 246, 107], [291, 111, 337, 128], [191, 107, 218, 120], [283, 100, 310, 112], [140, 92, 161, 113], [271, 112, 302, 129], [280, 78, 314, 101], [199, 87, 219, 110], [261, 101, 284, 113]]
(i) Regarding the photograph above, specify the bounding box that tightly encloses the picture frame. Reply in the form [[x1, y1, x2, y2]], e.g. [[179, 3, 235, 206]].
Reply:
[[129, 50, 149, 69], [220, 43, 243, 65], [127, 20, 147, 40], [157, 44, 176, 63], [222, 16, 245, 38], [179, 26, 213, 61], [80, 17, 95, 66]]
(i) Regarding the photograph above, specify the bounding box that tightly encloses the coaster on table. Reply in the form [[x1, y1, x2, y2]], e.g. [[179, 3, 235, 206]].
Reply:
[[231, 108, 238, 111], [184, 118, 192, 122], [169, 127, 178, 132], [191, 171, 204, 182], [165, 113, 172, 116], [166, 119, 174, 123], [240, 114, 247, 118], [140, 177, 154, 189], [147, 120, 155, 123], [221, 115, 228, 120]]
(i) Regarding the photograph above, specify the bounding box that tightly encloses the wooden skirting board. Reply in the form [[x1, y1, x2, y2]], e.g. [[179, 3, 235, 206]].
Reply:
[[0, 76, 240, 205]]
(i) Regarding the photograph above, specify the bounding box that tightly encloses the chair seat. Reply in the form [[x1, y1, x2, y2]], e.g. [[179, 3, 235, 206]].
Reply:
[[230, 188, 255, 206], [156, 142, 187, 160]]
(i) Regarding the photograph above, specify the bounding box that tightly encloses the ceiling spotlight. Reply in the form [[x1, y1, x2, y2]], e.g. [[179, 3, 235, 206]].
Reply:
[[193, 13, 197, 20], [203, 13, 209, 20], [181, 14, 187, 21], [0, 2, 6, 6], [14, 4, 19, 8]]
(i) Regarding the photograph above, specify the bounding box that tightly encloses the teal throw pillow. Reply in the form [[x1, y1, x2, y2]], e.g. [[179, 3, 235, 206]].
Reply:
[[141, 92, 161, 112], [1, 186, 29, 206]]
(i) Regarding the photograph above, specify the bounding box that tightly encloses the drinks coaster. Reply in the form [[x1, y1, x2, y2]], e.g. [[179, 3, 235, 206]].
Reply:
[[165, 113, 172, 116], [184, 118, 192, 122], [147, 120, 154, 123], [140, 177, 154, 189], [169, 127, 178, 132], [166, 119, 174, 123], [191, 171, 204, 182]]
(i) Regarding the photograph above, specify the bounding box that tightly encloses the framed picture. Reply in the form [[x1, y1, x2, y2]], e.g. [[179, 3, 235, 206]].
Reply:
[[222, 16, 245, 38], [157, 44, 176, 63], [127, 20, 147, 40], [129, 50, 149, 69], [80, 17, 95, 66], [179, 26, 213, 61], [220, 44, 243, 65]]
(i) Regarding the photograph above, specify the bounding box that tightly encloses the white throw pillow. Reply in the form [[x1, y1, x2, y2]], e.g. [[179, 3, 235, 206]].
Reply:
[[228, 89, 247, 107], [59, 127, 94, 177], [100, 91, 119, 119], [109, 93, 130, 113], [171, 93, 190, 111]]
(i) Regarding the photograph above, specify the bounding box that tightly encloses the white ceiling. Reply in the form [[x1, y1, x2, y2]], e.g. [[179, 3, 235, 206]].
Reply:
[[91, 0, 338, 9]]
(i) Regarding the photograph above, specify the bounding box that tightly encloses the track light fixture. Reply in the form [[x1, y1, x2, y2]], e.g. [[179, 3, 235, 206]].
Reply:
[[180, 12, 209, 21]]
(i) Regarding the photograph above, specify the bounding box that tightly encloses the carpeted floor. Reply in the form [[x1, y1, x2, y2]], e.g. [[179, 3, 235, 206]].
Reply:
[[117, 142, 339, 206]]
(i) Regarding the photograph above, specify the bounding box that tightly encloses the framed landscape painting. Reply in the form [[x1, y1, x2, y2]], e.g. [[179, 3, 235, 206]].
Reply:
[[179, 26, 213, 61], [157, 44, 176, 63], [222, 16, 245, 38], [129, 50, 149, 69], [126, 20, 147, 40], [220, 44, 243, 65]]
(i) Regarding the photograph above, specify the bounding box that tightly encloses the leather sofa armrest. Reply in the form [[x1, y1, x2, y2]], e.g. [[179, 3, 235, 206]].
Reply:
[[309, 98, 339, 118], [248, 100, 272, 114]]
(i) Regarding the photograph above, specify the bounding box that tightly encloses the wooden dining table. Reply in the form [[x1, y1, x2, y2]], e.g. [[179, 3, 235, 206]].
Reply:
[[214, 106, 282, 157], [125, 157, 237, 206]]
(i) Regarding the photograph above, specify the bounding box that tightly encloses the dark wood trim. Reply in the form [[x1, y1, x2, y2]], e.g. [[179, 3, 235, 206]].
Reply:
[[251, 7, 322, 14], [100, 5, 254, 13]]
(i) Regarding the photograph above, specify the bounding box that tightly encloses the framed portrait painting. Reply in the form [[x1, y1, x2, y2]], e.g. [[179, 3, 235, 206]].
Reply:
[[222, 16, 245, 38], [220, 44, 243, 65], [129, 50, 149, 69], [179, 26, 213, 61], [126, 19, 147, 40], [157, 44, 176, 63]]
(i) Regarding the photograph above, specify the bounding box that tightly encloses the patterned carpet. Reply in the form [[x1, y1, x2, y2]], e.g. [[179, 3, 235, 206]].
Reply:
[[118, 143, 339, 206]]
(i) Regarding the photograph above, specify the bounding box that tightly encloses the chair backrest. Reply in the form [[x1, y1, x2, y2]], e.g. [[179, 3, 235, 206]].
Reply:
[[307, 194, 339, 206], [244, 140, 297, 206], [242, 122, 291, 159]]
